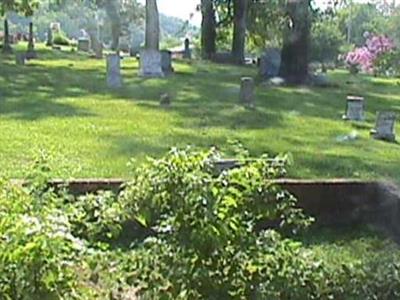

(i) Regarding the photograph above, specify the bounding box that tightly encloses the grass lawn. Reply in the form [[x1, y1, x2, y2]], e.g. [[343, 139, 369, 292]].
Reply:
[[0, 44, 400, 180]]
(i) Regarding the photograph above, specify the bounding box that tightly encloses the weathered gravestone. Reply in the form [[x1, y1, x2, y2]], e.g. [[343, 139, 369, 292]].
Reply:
[[161, 50, 174, 74], [259, 48, 281, 79], [239, 77, 255, 107], [343, 96, 365, 121], [211, 52, 234, 64], [15, 53, 25, 65], [160, 93, 171, 107], [139, 49, 164, 77], [78, 38, 90, 52], [371, 111, 396, 142], [95, 44, 103, 59], [106, 54, 123, 88], [183, 38, 191, 59]]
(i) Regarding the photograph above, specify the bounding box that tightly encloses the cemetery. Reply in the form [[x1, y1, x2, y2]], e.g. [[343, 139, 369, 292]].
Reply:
[[1, 0, 400, 299]]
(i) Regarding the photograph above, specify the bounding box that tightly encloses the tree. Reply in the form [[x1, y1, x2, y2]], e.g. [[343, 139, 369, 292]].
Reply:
[[231, 0, 249, 64], [145, 0, 159, 50], [310, 17, 344, 70], [200, 0, 216, 59], [1, 0, 38, 54], [279, 0, 311, 84], [247, 0, 286, 51], [104, 0, 121, 51]]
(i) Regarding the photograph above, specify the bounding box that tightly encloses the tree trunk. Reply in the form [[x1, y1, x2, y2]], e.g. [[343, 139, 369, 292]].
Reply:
[[27, 22, 34, 51], [145, 0, 160, 50], [231, 0, 248, 65], [105, 0, 121, 51], [26, 21, 37, 59], [279, 0, 311, 85], [2, 18, 12, 53], [201, 0, 216, 60]]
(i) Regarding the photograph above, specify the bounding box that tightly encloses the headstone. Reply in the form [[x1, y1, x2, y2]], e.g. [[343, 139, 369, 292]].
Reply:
[[139, 49, 164, 77], [310, 73, 330, 87], [239, 77, 255, 107], [183, 38, 191, 59], [160, 93, 171, 106], [259, 48, 281, 79], [211, 52, 234, 64], [50, 22, 61, 32], [94, 43, 103, 59], [107, 54, 123, 88], [343, 96, 365, 121], [161, 50, 174, 74], [371, 111, 396, 142], [78, 38, 90, 52], [15, 53, 25, 65]]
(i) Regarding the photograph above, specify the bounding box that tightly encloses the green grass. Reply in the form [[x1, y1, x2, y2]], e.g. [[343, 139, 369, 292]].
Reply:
[[1, 43, 400, 180]]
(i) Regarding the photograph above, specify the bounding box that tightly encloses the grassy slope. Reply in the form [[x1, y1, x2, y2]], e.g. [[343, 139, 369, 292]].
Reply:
[[0, 44, 399, 180]]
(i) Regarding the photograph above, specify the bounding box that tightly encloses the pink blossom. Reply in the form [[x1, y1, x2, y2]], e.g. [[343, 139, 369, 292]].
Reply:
[[345, 34, 395, 74]]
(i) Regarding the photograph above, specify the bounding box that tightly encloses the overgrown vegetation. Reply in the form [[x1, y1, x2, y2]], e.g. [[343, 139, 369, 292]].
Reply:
[[1, 148, 400, 299]]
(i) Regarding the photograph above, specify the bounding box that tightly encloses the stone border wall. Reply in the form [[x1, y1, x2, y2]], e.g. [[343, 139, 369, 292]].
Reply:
[[37, 178, 399, 234], [11, 177, 398, 238]]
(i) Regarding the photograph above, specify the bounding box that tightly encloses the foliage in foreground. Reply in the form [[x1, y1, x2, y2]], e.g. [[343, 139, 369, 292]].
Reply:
[[0, 147, 400, 299]]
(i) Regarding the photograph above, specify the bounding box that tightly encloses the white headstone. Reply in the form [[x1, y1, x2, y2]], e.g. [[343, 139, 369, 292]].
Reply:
[[371, 111, 396, 142], [259, 48, 281, 79], [139, 49, 164, 77], [343, 96, 364, 121], [107, 54, 123, 89]]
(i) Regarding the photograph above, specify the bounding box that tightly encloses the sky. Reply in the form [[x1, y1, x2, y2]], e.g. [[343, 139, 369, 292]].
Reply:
[[139, 0, 372, 26]]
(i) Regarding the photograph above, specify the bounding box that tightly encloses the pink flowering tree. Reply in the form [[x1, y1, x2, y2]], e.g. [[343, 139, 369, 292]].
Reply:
[[345, 34, 396, 75]]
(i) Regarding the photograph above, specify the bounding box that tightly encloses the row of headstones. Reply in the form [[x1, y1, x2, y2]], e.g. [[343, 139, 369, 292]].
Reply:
[[239, 77, 396, 142], [343, 96, 396, 142], [77, 37, 192, 60], [106, 50, 174, 88]]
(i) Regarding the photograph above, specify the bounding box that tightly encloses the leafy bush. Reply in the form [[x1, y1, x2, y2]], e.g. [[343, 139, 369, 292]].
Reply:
[[1, 147, 400, 299], [0, 179, 84, 300], [52, 31, 71, 46], [119, 147, 319, 299], [374, 49, 400, 77]]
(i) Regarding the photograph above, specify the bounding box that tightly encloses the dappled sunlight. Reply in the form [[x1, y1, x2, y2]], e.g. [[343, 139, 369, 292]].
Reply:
[[1, 46, 400, 180]]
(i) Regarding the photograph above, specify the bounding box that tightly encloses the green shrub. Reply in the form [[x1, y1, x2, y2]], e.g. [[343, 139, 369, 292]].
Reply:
[[1, 147, 400, 299], [119, 147, 317, 299], [0, 179, 84, 300], [53, 31, 71, 46]]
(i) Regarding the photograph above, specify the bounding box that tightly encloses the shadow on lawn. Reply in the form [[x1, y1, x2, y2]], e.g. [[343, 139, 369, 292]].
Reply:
[[1, 50, 400, 129]]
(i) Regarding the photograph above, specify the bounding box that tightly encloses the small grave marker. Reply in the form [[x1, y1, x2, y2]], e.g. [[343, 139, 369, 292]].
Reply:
[[160, 93, 171, 107], [161, 50, 174, 74], [343, 96, 364, 121], [239, 77, 255, 108], [106, 54, 123, 89], [78, 38, 90, 52], [371, 111, 396, 142], [15, 53, 25, 65]]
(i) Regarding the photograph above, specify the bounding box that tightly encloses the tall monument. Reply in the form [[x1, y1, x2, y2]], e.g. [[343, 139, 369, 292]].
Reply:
[[139, 0, 164, 77]]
